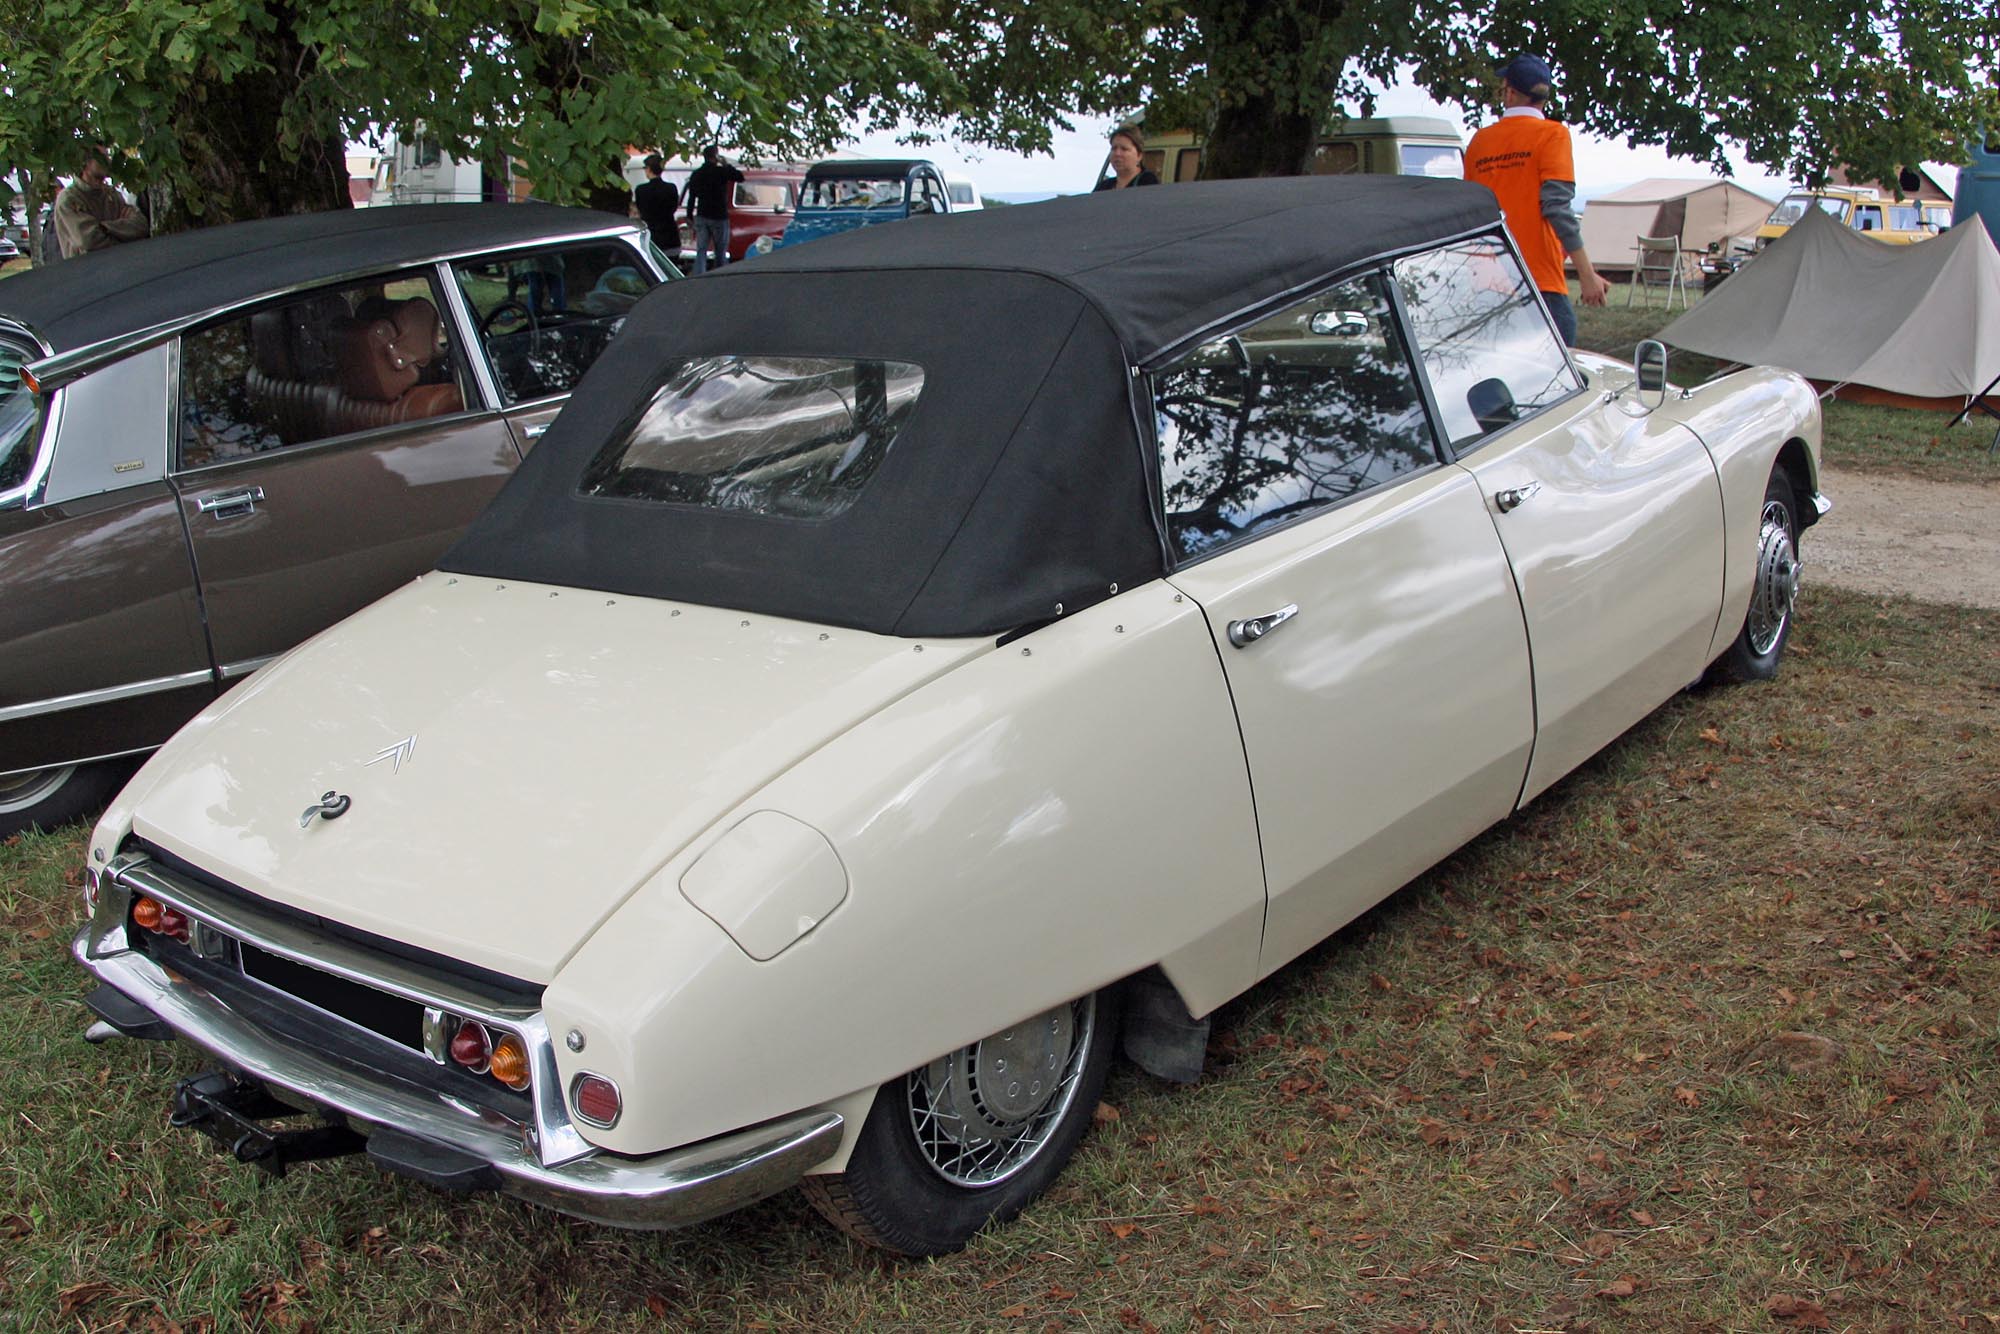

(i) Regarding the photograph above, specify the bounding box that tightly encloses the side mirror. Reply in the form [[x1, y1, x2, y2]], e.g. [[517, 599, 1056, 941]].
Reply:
[[1634, 339, 1669, 409], [1467, 377, 1517, 434], [1309, 310, 1369, 337]]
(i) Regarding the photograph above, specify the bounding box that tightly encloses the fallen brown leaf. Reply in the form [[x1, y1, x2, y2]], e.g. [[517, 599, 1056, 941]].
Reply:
[[1596, 1277, 1638, 1299]]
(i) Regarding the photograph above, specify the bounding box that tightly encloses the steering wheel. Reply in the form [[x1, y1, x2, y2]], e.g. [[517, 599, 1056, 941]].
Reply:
[[480, 299, 538, 338]]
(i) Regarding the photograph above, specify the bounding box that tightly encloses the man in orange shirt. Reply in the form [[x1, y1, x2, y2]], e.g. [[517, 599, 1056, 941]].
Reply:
[[1464, 54, 1608, 347]]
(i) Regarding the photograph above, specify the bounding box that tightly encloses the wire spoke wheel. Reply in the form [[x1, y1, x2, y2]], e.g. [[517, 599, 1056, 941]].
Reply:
[[907, 996, 1096, 1187], [1746, 497, 1800, 656]]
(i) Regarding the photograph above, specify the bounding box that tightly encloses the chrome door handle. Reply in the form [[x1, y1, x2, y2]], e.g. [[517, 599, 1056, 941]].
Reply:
[[196, 486, 265, 519], [523, 423, 551, 440], [1227, 604, 1298, 648], [1494, 481, 1542, 513]]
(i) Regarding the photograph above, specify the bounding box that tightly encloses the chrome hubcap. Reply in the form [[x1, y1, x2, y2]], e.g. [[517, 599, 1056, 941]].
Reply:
[[0, 764, 76, 815], [1747, 498, 1799, 656], [907, 996, 1096, 1187]]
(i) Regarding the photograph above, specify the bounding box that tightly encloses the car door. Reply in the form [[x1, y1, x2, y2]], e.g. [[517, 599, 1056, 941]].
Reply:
[[0, 341, 212, 772], [172, 268, 520, 681], [448, 239, 663, 456], [1154, 272, 1537, 980], [1396, 237, 1725, 803]]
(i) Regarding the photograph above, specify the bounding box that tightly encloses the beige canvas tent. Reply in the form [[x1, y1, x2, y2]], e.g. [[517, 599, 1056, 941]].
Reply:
[[1658, 206, 2000, 401], [1580, 177, 1773, 278]]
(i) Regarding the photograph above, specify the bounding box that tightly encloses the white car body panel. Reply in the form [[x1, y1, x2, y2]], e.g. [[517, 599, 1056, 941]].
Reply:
[[1165, 465, 1535, 979], [117, 575, 989, 982], [539, 584, 1265, 1156], [1459, 371, 1727, 802]]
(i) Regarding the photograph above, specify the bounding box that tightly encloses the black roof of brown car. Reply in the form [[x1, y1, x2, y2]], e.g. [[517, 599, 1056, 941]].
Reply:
[[0, 202, 633, 356]]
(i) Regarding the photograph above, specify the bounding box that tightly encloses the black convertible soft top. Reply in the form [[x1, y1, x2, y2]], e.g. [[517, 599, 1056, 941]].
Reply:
[[1, 202, 632, 357], [441, 175, 1501, 637]]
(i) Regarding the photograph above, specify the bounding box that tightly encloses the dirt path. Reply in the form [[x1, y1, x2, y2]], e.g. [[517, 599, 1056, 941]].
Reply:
[[1808, 465, 2000, 610]]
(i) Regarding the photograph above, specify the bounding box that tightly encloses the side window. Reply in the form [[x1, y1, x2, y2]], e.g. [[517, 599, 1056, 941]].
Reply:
[[177, 272, 466, 469], [1853, 205, 1883, 232], [1154, 271, 1438, 562], [1395, 237, 1580, 451], [1175, 149, 1201, 182], [452, 243, 658, 405]]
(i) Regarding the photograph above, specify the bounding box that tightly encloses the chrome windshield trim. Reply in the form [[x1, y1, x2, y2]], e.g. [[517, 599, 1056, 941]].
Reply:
[[0, 327, 63, 511], [0, 668, 214, 725], [23, 223, 652, 391], [76, 916, 842, 1228]]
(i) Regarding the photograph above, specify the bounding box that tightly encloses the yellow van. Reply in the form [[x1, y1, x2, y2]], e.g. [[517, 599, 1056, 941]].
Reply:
[[1755, 188, 1935, 247]]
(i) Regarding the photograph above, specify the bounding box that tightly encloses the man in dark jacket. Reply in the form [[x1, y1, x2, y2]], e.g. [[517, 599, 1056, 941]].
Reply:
[[683, 144, 745, 274], [633, 154, 682, 257]]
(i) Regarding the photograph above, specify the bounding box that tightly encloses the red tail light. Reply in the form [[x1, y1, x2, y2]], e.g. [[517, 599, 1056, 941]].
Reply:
[[448, 1020, 492, 1074], [157, 908, 190, 942]]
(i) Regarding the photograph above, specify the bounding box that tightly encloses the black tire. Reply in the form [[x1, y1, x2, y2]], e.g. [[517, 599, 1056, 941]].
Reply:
[[1712, 468, 1803, 683], [0, 758, 132, 840], [801, 989, 1118, 1256]]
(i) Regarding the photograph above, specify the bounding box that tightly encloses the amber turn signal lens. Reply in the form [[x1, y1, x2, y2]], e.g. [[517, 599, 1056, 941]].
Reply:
[[132, 896, 163, 931], [448, 1020, 491, 1074], [489, 1033, 532, 1090], [572, 1074, 622, 1127]]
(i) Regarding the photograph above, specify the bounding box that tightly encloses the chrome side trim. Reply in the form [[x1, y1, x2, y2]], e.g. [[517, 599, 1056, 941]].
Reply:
[[23, 224, 652, 391], [76, 932, 843, 1230], [217, 655, 278, 682], [1, 744, 153, 783], [0, 669, 214, 725]]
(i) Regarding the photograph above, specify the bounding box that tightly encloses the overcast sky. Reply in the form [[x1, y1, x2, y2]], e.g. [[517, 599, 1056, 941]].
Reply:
[[845, 78, 1799, 204]]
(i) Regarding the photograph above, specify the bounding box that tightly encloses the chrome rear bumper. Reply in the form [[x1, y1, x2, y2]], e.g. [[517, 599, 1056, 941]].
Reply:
[[73, 872, 841, 1230]]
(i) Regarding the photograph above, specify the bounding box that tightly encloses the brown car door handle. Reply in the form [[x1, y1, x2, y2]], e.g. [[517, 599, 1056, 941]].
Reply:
[[196, 486, 266, 520]]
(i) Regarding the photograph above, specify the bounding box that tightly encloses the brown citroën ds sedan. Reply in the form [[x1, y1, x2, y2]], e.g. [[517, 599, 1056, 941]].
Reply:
[[1, 204, 674, 836]]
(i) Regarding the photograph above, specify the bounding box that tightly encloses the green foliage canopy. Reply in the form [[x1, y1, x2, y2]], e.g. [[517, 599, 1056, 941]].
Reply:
[[0, 0, 1993, 226]]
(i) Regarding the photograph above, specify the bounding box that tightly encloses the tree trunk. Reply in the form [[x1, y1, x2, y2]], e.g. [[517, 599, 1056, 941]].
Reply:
[[155, 13, 349, 228], [21, 174, 51, 266], [1191, 0, 1344, 180], [1203, 93, 1321, 179]]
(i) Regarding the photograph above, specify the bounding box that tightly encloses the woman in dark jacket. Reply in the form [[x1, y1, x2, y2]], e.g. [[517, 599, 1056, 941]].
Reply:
[[1094, 126, 1161, 191]]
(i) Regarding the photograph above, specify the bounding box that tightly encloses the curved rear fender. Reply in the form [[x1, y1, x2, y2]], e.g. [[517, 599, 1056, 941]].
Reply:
[[1674, 369, 1821, 663], [542, 582, 1264, 1157]]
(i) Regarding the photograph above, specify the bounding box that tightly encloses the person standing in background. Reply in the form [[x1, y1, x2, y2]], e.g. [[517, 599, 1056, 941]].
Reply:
[[683, 145, 745, 274], [1094, 126, 1161, 191], [633, 154, 682, 256], [53, 153, 150, 257], [1463, 55, 1608, 347]]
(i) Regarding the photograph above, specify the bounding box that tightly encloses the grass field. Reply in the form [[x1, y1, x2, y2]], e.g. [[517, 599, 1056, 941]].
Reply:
[[2, 283, 1996, 1334]]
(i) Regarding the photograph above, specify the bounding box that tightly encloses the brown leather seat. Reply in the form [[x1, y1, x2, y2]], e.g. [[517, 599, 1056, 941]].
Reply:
[[323, 298, 464, 436]]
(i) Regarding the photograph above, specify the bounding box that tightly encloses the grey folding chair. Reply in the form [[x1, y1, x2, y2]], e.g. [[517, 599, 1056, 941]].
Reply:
[[1626, 235, 1690, 309]]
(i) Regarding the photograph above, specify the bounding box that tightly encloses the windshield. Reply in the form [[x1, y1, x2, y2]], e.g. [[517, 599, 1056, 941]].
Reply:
[[801, 176, 908, 209], [578, 355, 923, 519], [0, 336, 47, 496]]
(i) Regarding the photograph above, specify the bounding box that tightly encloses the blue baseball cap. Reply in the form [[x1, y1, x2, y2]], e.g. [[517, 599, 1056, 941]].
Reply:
[[1499, 54, 1554, 96]]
